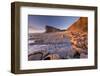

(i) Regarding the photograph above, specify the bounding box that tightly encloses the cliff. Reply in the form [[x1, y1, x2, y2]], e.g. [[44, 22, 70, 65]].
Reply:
[[67, 17, 88, 33]]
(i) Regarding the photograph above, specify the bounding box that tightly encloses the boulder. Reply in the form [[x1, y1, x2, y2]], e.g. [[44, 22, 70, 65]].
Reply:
[[44, 54, 60, 60]]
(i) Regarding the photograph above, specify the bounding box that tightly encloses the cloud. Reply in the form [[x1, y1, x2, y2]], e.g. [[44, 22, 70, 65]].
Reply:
[[29, 26, 45, 33]]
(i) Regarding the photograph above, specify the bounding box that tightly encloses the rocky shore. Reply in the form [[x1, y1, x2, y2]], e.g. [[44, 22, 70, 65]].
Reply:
[[67, 31, 88, 58], [28, 31, 88, 60], [28, 17, 88, 60]]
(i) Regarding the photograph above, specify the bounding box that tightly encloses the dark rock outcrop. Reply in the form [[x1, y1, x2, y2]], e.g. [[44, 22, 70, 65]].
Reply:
[[45, 25, 61, 33]]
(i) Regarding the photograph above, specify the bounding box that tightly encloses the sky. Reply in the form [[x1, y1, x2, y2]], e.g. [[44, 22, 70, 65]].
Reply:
[[28, 15, 80, 33]]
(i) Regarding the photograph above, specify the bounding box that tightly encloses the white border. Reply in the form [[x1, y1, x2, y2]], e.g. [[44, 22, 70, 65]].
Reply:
[[20, 6, 95, 70]]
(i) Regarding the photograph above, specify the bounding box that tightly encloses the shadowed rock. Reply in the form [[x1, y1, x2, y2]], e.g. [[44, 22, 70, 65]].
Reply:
[[80, 53, 87, 58]]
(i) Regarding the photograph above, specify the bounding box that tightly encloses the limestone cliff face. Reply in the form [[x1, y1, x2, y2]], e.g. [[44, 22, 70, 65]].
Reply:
[[67, 17, 88, 33], [45, 25, 61, 33], [66, 17, 88, 58]]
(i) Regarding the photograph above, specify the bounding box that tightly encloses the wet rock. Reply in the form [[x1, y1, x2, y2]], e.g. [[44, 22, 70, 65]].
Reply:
[[28, 50, 49, 60], [44, 54, 60, 60], [28, 52, 43, 60]]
